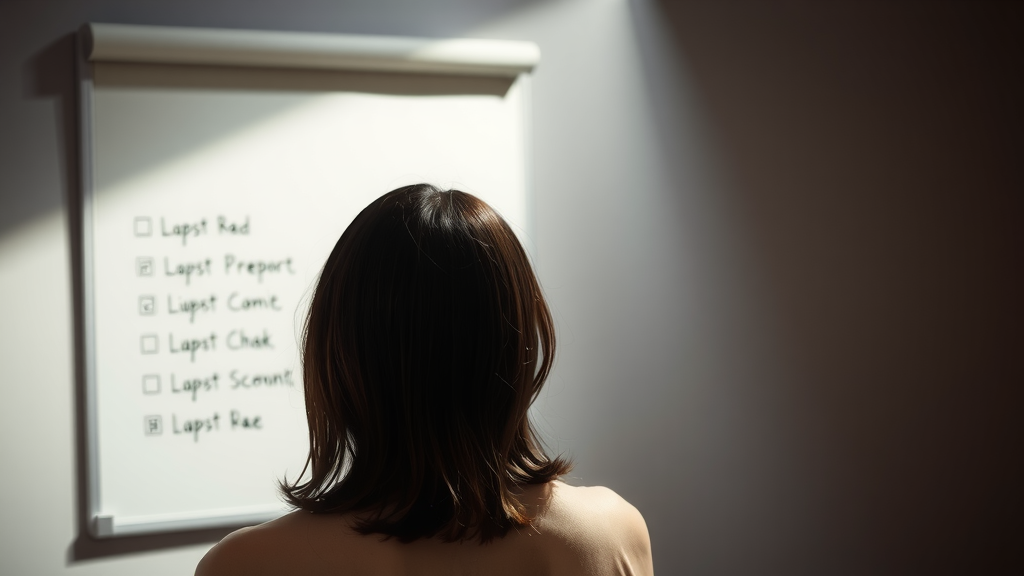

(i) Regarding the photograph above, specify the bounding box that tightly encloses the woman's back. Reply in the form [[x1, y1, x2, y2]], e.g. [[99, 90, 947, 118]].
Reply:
[[196, 482, 652, 576], [197, 186, 653, 574]]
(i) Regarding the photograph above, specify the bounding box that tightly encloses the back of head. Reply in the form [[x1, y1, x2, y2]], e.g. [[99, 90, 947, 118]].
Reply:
[[283, 184, 570, 543]]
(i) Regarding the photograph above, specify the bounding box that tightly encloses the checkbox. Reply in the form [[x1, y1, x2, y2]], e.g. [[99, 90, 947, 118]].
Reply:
[[140, 334, 158, 354], [134, 217, 152, 237], [142, 374, 160, 394], [144, 415, 163, 435], [136, 257, 154, 277], [139, 295, 156, 315]]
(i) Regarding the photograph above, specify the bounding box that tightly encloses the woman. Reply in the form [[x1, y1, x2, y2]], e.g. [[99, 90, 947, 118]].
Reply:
[[197, 185, 653, 575]]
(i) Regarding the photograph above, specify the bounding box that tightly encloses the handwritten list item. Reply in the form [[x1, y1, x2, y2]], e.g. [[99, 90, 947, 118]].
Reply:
[[129, 214, 293, 440]]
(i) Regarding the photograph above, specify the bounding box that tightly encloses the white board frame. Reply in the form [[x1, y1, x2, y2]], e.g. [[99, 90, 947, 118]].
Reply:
[[77, 22, 539, 539]]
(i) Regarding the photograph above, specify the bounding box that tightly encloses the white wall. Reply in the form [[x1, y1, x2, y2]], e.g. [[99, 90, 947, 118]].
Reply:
[[1, 1, 1020, 574]]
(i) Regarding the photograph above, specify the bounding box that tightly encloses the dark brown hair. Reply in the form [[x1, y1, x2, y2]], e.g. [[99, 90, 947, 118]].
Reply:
[[281, 184, 570, 543]]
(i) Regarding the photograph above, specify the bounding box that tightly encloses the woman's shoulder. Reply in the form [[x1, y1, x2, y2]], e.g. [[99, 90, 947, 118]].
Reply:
[[542, 481, 648, 529], [196, 483, 652, 576], [195, 510, 387, 576], [195, 512, 302, 576], [536, 481, 653, 575], [547, 481, 638, 510]]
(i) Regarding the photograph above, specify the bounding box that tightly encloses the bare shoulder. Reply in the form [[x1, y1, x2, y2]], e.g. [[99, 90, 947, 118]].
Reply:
[[195, 511, 324, 576], [542, 481, 654, 575], [548, 481, 649, 531]]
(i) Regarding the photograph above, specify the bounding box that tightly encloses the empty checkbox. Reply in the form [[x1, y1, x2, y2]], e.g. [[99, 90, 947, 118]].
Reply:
[[142, 374, 160, 394], [140, 334, 158, 354], [134, 217, 152, 237]]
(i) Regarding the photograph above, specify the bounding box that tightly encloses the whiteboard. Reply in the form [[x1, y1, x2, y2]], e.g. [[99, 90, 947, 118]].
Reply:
[[78, 23, 538, 538]]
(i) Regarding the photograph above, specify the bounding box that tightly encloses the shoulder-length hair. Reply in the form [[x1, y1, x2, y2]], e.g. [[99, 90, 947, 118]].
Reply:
[[281, 184, 571, 543]]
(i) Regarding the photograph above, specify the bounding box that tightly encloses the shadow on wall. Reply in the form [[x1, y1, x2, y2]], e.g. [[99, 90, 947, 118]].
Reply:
[[17, 34, 77, 238], [636, 0, 1023, 573]]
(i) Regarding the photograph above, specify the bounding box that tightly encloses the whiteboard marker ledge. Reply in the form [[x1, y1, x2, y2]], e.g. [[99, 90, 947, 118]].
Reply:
[[91, 505, 287, 538], [84, 23, 540, 77]]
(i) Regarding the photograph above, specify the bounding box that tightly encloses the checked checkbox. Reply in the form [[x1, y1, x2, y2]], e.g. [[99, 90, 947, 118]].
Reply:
[[136, 257, 154, 277], [144, 415, 163, 436]]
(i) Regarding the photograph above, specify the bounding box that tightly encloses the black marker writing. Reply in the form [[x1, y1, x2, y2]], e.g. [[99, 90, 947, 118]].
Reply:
[[171, 372, 220, 402], [167, 294, 217, 323], [161, 218, 208, 245], [230, 368, 294, 389], [223, 254, 295, 283], [227, 292, 282, 312], [168, 332, 217, 361], [226, 329, 273, 350], [164, 257, 212, 285], [172, 412, 220, 442]]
